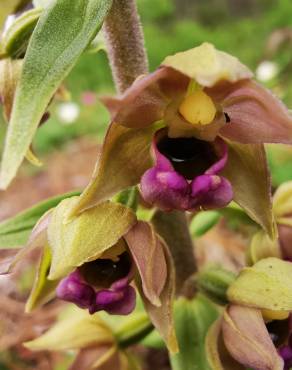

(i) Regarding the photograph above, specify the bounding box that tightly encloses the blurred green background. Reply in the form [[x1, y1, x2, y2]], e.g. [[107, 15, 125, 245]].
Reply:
[[1, 0, 292, 186]]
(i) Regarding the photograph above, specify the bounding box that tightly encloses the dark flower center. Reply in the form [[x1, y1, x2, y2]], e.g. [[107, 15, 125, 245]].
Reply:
[[266, 319, 290, 347], [157, 135, 218, 179], [78, 252, 132, 289]]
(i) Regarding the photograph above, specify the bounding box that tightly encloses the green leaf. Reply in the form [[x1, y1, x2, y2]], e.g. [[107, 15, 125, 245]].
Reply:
[[0, 0, 113, 189], [25, 244, 58, 312], [170, 294, 218, 370], [190, 211, 221, 238], [0, 190, 80, 249], [47, 198, 137, 280]]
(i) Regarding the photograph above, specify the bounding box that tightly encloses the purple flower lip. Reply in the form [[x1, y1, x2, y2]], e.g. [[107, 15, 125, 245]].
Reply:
[[56, 251, 136, 315], [140, 129, 233, 211], [279, 346, 292, 370]]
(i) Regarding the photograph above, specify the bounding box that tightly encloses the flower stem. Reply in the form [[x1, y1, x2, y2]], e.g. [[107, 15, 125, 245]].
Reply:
[[103, 0, 197, 296], [103, 0, 148, 94], [117, 314, 154, 349], [152, 211, 197, 294]]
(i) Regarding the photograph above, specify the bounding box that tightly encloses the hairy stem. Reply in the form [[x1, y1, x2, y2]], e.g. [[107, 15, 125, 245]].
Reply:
[[103, 1, 197, 295], [152, 211, 197, 294], [103, 0, 148, 94]]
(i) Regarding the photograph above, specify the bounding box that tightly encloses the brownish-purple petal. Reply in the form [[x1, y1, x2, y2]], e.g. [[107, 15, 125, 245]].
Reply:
[[124, 221, 167, 307], [206, 318, 245, 370], [222, 305, 283, 370], [102, 67, 188, 129], [217, 80, 292, 144], [136, 237, 178, 353]]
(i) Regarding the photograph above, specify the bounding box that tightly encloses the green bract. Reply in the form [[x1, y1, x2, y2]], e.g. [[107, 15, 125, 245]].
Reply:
[[0, 0, 113, 189]]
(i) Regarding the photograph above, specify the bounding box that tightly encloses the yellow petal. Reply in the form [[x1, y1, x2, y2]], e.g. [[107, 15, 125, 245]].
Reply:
[[179, 90, 216, 125], [227, 257, 292, 311], [262, 308, 289, 321], [162, 42, 253, 87], [47, 197, 136, 280], [25, 306, 114, 351], [247, 230, 281, 265], [273, 181, 292, 218]]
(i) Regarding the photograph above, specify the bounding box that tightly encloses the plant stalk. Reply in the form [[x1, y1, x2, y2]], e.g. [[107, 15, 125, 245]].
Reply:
[[152, 211, 197, 294], [103, 0, 148, 94]]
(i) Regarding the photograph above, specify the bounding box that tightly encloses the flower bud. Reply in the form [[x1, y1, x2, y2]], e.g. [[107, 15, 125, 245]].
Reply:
[[196, 266, 236, 305]]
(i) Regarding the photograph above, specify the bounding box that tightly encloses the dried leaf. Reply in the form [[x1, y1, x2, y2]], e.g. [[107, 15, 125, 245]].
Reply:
[[0, 58, 23, 120]]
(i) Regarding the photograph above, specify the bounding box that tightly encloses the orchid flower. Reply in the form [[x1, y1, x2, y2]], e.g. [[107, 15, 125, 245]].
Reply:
[[206, 257, 292, 369], [25, 305, 144, 370], [24, 196, 177, 353], [70, 43, 292, 237]]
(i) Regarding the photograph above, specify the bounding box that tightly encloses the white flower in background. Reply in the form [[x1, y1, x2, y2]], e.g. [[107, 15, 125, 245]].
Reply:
[[256, 60, 279, 82], [57, 102, 80, 125]]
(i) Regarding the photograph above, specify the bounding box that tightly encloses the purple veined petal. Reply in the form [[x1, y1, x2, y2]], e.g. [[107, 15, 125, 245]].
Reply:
[[191, 174, 233, 210], [94, 285, 136, 315], [56, 271, 95, 310], [205, 137, 228, 175]]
